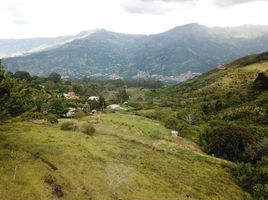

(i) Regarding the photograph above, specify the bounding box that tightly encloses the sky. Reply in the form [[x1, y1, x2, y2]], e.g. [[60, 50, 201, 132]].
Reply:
[[0, 0, 268, 39]]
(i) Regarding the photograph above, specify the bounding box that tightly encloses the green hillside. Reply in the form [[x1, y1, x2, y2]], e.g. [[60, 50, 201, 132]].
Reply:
[[0, 114, 250, 200], [1, 53, 267, 199], [139, 52, 268, 134]]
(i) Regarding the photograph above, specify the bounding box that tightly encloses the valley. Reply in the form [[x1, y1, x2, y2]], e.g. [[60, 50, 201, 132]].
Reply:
[[0, 50, 267, 199]]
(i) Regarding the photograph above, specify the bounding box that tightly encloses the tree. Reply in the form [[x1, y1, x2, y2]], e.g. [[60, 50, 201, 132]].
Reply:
[[14, 71, 31, 81], [48, 98, 68, 116], [99, 96, 106, 110], [202, 103, 214, 115], [116, 89, 129, 103], [0, 61, 9, 118], [235, 157, 268, 199], [0, 60, 5, 81], [254, 71, 268, 90], [181, 113, 195, 125], [205, 124, 254, 162], [245, 138, 268, 163], [48, 72, 61, 83], [72, 84, 83, 95], [164, 117, 178, 130], [83, 102, 90, 113]]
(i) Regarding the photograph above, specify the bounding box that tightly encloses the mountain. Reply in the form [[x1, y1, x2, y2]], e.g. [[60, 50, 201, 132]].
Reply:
[[3, 23, 268, 80], [0, 30, 101, 58]]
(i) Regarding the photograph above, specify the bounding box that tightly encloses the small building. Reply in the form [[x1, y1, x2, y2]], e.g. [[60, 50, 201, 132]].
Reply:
[[171, 130, 178, 137], [107, 104, 121, 111], [107, 104, 127, 111], [63, 108, 77, 118], [64, 92, 79, 100], [88, 96, 99, 101]]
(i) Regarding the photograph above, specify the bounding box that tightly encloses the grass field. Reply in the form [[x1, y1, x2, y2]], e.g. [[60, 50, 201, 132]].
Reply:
[[0, 113, 251, 200]]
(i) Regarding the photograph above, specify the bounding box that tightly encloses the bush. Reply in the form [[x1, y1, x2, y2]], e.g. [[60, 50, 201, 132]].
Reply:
[[79, 123, 95, 136], [254, 71, 268, 90], [48, 98, 68, 116], [21, 111, 44, 120], [204, 123, 254, 162], [244, 138, 268, 163], [164, 117, 178, 130], [134, 110, 157, 120], [74, 110, 87, 119], [60, 121, 77, 131], [234, 157, 268, 199], [45, 114, 58, 124]]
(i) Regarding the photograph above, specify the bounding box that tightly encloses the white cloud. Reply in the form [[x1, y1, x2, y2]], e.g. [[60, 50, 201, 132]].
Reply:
[[0, 0, 267, 38], [213, 0, 267, 7]]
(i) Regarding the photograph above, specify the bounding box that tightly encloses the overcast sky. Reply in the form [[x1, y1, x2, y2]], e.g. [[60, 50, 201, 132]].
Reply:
[[0, 0, 268, 39]]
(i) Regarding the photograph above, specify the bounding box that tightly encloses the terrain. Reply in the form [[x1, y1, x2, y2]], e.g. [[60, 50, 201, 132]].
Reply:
[[0, 51, 267, 199], [3, 24, 268, 80], [0, 114, 250, 200]]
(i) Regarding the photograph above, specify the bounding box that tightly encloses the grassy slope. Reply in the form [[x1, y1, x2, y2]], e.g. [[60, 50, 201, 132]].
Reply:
[[139, 58, 268, 140], [170, 59, 268, 106], [0, 113, 250, 200]]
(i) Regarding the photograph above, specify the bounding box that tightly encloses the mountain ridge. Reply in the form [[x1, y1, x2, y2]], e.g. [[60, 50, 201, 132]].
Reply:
[[3, 23, 268, 81]]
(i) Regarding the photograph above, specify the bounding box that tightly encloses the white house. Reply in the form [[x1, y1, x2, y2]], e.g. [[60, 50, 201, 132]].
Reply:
[[107, 104, 127, 111], [63, 108, 77, 118], [88, 96, 99, 101], [171, 130, 178, 137]]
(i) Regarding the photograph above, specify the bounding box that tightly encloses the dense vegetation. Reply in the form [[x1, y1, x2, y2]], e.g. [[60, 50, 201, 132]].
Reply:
[[1, 51, 268, 199], [127, 53, 268, 199], [0, 59, 164, 123]]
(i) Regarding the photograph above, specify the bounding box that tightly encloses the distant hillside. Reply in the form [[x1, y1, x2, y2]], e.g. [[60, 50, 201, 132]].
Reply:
[[143, 51, 268, 129], [225, 51, 268, 68], [0, 30, 101, 58], [159, 51, 268, 104], [3, 24, 268, 80]]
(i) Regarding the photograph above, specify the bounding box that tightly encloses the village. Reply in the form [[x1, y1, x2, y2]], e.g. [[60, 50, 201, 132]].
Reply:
[[62, 91, 128, 117]]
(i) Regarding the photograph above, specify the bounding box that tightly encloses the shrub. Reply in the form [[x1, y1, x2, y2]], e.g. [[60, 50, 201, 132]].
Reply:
[[45, 114, 58, 124], [79, 123, 95, 136], [219, 105, 266, 123], [21, 111, 44, 120], [254, 71, 268, 90], [48, 98, 68, 116], [204, 123, 254, 162], [164, 117, 178, 130], [202, 103, 214, 115], [74, 110, 87, 119], [234, 157, 268, 199], [175, 121, 189, 137], [244, 138, 268, 163], [60, 121, 77, 131], [134, 110, 157, 120]]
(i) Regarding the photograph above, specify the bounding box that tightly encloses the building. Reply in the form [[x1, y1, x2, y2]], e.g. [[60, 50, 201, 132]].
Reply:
[[88, 96, 99, 101], [63, 108, 77, 118], [63, 92, 79, 100]]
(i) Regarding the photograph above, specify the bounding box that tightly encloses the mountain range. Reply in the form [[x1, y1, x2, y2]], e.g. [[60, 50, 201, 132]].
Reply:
[[2, 23, 268, 81]]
